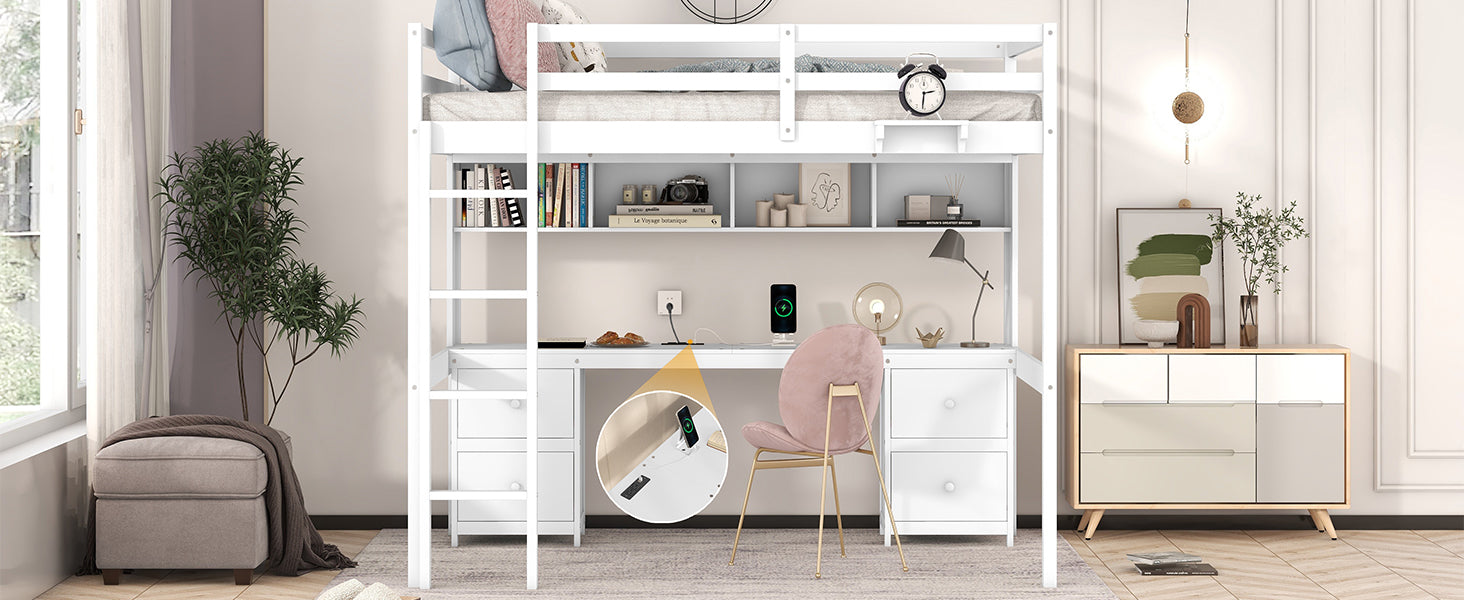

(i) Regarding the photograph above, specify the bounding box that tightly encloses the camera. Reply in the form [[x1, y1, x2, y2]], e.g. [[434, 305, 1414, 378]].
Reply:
[[660, 175, 710, 204]]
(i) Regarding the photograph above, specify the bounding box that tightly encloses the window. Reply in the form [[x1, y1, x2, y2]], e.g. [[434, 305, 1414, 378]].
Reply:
[[0, 0, 43, 429]]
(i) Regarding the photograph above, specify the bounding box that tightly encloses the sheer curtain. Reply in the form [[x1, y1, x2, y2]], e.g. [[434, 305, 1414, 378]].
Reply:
[[88, 0, 170, 445]]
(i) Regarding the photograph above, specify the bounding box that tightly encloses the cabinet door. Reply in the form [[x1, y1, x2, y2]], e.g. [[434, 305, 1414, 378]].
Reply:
[[1169, 355, 1256, 403], [1256, 404, 1345, 503], [890, 369, 1007, 439], [457, 451, 575, 522], [456, 368, 575, 439], [1079, 355, 1167, 403], [890, 451, 1007, 522]]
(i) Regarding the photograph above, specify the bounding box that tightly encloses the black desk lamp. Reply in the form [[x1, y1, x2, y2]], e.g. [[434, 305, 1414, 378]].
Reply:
[[928, 229, 995, 348]]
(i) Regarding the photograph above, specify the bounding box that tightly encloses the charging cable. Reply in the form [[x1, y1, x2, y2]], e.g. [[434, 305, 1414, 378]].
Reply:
[[666, 302, 682, 343]]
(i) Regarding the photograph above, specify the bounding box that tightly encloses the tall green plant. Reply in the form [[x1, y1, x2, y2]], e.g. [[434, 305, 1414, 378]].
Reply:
[[161, 132, 364, 424], [1207, 192, 1309, 296]]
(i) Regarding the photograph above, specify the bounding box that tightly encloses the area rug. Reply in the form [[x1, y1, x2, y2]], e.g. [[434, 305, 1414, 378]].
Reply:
[[326, 529, 1117, 599]]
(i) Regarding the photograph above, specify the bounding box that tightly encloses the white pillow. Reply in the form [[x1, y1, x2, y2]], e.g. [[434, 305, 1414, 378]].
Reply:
[[539, 0, 609, 73]]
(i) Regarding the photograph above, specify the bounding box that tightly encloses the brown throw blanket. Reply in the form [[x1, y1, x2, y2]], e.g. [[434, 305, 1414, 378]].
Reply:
[[80, 414, 356, 576]]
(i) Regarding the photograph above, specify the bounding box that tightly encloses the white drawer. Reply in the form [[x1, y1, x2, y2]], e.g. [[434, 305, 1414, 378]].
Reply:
[[890, 369, 1007, 439], [1257, 355, 1345, 404], [457, 451, 574, 522], [890, 452, 1006, 522], [455, 368, 575, 438], [1079, 355, 1167, 403], [1168, 355, 1256, 403]]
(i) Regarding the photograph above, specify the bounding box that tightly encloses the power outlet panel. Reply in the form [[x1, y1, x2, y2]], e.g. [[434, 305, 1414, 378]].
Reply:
[[657, 290, 683, 316]]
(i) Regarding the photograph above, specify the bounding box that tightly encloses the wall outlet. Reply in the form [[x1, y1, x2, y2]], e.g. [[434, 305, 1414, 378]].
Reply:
[[657, 290, 683, 316]]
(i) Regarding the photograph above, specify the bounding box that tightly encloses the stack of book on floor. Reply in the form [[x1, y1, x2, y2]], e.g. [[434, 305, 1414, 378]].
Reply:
[[1127, 552, 1217, 576], [456, 163, 525, 228], [608, 203, 722, 228], [538, 163, 590, 228]]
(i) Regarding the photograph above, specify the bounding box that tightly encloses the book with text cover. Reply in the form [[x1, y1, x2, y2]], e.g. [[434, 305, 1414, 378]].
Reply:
[[545, 163, 556, 227], [537, 163, 546, 227], [1126, 552, 1202, 565], [615, 204, 715, 215], [578, 163, 588, 227], [607, 214, 722, 228]]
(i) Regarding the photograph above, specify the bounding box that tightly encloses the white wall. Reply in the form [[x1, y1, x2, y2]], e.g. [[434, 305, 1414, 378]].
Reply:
[[265, 0, 1464, 519]]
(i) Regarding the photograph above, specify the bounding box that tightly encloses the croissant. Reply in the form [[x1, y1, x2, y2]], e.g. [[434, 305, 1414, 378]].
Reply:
[[622, 332, 645, 344], [594, 331, 619, 345]]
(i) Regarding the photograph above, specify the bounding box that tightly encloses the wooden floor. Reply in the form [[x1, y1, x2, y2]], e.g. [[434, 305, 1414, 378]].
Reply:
[[37, 530, 379, 600], [1063, 529, 1464, 600], [39, 528, 1464, 599]]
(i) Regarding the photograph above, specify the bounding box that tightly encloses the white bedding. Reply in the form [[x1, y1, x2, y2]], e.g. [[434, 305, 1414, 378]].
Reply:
[[423, 90, 1041, 122]]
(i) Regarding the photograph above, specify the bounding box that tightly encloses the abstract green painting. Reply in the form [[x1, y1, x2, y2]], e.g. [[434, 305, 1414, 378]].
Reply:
[[1118, 208, 1225, 344]]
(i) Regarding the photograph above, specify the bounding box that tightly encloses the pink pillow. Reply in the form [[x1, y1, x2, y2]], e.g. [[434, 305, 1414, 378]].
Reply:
[[486, 0, 560, 88]]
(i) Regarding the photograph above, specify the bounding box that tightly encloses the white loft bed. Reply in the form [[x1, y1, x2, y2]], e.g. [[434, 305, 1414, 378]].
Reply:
[[406, 22, 1059, 590]]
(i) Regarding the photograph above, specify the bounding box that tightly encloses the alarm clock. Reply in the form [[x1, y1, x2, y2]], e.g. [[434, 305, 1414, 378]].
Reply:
[[896, 53, 948, 118]]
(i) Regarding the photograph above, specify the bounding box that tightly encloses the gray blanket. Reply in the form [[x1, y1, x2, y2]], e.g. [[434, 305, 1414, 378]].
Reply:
[[657, 54, 896, 74], [81, 414, 356, 576]]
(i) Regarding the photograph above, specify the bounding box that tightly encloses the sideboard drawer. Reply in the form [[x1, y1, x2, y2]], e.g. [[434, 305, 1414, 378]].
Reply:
[[1079, 403, 1255, 453], [1168, 355, 1256, 403], [890, 369, 1007, 439], [1257, 355, 1345, 404], [457, 451, 575, 522], [1079, 452, 1256, 503], [890, 451, 1007, 522], [456, 368, 575, 439], [1079, 355, 1167, 403]]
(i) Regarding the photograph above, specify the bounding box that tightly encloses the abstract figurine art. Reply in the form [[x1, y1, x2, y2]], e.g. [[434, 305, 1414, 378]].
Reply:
[[1175, 293, 1212, 349]]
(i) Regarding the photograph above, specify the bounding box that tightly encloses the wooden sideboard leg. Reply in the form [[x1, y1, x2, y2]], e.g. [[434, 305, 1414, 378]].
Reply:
[[1315, 510, 1338, 540], [1076, 510, 1093, 533], [1083, 509, 1105, 540], [1307, 509, 1326, 532], [101, 569, 122, 585]]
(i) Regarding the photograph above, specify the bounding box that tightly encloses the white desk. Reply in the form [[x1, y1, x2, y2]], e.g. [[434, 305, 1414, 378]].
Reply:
[[440, 343, 1038, 548]]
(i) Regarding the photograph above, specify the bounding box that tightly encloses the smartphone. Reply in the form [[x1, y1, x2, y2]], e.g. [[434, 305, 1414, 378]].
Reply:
[[676, 405, 699, 448]]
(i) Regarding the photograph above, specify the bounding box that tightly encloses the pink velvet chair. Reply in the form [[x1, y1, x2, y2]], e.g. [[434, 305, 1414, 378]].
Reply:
[[727, 324, 907, 578]]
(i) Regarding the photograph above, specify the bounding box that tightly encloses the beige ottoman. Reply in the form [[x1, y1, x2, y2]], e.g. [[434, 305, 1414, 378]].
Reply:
[[93, 434, 288, 585]]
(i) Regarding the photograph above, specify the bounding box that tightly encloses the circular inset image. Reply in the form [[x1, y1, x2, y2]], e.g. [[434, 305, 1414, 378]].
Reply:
[[595, 391, 728, 523]]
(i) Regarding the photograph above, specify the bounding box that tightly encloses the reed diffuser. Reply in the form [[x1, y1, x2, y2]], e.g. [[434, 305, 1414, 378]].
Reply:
[[944, 173, 965, 219]]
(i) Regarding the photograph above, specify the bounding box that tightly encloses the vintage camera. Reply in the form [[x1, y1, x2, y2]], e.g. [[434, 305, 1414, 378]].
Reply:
[[660, 175, 710, 204]]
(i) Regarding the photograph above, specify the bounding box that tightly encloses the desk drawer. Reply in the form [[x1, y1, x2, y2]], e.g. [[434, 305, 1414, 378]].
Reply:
[[1079, 403, 1254, 453], [1257, 355, 1345, 404], [455, 368, 574, 439], [1079, 355, 1167, 403], [1079, 452, 1255, 504], [890, 452, 1007, 522], [457, 451, 574, 522], [890, 369, 1007, 439]]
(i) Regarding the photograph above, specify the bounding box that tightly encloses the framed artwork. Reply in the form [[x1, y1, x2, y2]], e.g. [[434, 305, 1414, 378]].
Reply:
[[1117, 208, 1225, 345], [798, 162, 851, 226]]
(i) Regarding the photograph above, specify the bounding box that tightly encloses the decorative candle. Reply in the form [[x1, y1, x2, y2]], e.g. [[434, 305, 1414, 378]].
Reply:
[[770, 207, 788, 227], [787, 202, 808, 227], [755, 200, 773, 227]]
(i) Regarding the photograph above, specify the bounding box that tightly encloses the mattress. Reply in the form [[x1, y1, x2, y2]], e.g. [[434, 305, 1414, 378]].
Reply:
[[423, 91, 1041, 122]]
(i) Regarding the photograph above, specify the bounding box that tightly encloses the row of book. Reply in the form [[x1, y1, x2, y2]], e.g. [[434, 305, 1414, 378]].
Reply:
[[609, 203, 722, 228], [456, 164, 525, 228], [539, 163, 589, 228]]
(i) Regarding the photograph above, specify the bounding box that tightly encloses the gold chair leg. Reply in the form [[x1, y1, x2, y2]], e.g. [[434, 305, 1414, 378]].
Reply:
[[856, 393, 909, 573], [829, 460, 846, 558], [814, 389, 835, 579], [729, 449, 764, 565]]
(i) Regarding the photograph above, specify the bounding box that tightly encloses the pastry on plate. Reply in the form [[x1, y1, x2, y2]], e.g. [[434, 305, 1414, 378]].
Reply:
[[594, 331, 619, 345], [606, 337, 638, 345], [622, 332, 645, 344]]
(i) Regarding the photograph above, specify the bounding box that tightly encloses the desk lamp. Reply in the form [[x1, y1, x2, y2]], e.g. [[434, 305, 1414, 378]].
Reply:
[[928, 229, 995, 348]]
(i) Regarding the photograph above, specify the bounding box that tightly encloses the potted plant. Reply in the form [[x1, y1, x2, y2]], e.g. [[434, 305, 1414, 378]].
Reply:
[[161, 132, 364, 424], [1207, 192, 1308, 347]]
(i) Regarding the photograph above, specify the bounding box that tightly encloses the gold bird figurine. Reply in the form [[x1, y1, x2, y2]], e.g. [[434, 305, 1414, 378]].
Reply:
[[916, 327, 945, 348]]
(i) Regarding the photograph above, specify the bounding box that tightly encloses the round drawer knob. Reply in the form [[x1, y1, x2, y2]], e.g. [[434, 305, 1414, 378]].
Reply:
[[944, 399, 957, 409], [510, 399, 522, 409], [510, 482, 522, 491], [944, 482, 956, 493]]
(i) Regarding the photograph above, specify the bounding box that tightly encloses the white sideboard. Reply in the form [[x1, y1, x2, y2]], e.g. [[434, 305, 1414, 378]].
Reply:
[[442, 344, 1032, 547], [1066, 345, 1350, 540]]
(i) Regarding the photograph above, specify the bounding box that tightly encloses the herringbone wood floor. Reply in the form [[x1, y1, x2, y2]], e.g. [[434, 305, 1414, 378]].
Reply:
[[1063, 529, 1464, 600]]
